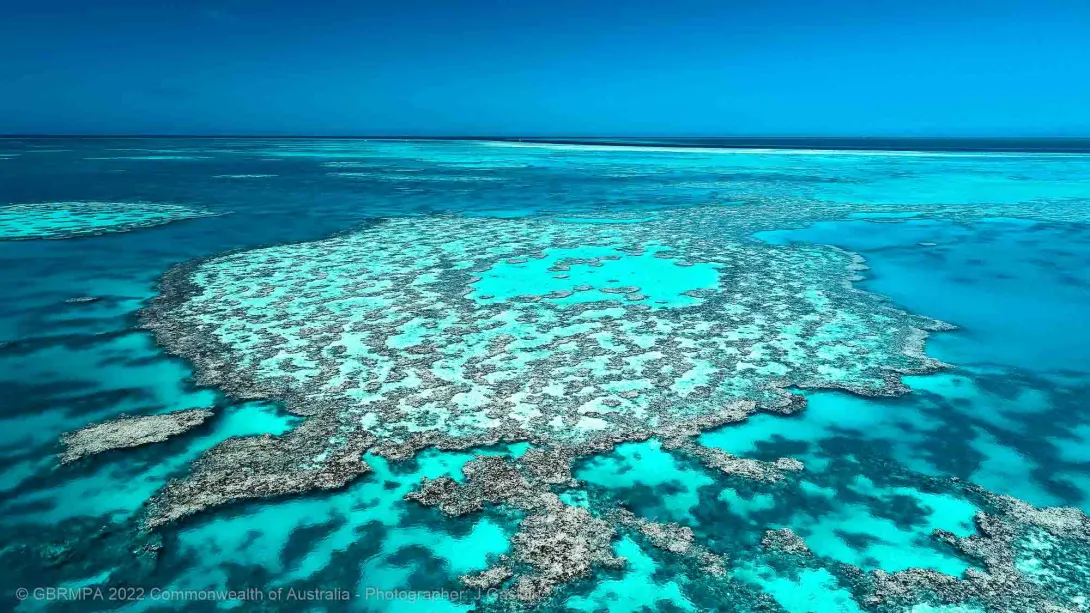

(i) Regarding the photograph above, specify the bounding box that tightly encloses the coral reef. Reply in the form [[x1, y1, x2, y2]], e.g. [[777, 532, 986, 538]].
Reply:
[[60, 408, 213, 464], [665, 437, 804, 483], [405, 447, 737, 602], [407, 453, 625, 603], [132, 206, 969, 604], [609, 508, 728, 576], [810, 482, 1090, 612], [0, 202, 216, 240], [507, 498, 625, 603], [139, 209, 944, 522], [144, 419, 374, 528], [761, 528, 812, 556]]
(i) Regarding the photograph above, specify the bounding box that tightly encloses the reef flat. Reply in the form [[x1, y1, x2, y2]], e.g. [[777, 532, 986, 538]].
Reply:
[[139, 208, 945, 524], [0, 201, 215, 240], [2, 138, 1090, 613]]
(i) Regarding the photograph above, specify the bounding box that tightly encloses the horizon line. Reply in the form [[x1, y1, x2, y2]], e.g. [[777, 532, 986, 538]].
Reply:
[[5, 134, 1090, 155], [3, 134, 1090, 140]]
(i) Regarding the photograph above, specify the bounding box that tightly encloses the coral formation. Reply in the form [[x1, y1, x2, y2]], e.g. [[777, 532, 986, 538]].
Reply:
[[761, 528, 812, 556], [770, 476, 1090, 613], [407, 453, 624, 603], [856, 496, 1090, 612], [0, 202, 215, 240], [665, 437, 804, 483], [60, 408, 213, 464], [142, 208, 943, 476], [144, 419, 374, 528], [609, 508, 728, 576], [134, 206, 965, 603]]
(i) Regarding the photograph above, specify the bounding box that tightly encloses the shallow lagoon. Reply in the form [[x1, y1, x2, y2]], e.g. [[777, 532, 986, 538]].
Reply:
[[1, 138, 1089, 612]]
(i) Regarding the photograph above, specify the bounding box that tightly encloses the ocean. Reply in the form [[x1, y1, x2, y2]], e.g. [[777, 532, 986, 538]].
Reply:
[[1, 137, 1088, 612]]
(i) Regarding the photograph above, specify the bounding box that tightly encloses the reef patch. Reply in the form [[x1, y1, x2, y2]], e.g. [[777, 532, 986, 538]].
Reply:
[[142, 208, 945, 464], [0, 202, 216, 240], [60, 408, 214, 464]]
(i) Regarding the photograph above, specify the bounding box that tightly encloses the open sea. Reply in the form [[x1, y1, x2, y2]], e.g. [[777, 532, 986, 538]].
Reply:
[[1, 137, 1089, 612]]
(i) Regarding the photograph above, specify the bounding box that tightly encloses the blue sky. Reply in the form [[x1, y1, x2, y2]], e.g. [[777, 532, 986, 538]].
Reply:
[[2, 0, 1088, 136]]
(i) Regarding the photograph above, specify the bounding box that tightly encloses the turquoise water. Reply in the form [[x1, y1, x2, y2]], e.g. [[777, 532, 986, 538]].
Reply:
[[469, 244, 720, 309], [2, 138, 1089, 612]]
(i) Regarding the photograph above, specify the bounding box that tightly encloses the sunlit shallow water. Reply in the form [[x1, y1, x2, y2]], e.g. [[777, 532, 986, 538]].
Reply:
[[1, 138, 1089, 612]]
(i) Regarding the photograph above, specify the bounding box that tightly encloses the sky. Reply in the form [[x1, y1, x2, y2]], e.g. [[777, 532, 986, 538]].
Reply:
[[1, 0, 1089, 136]]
